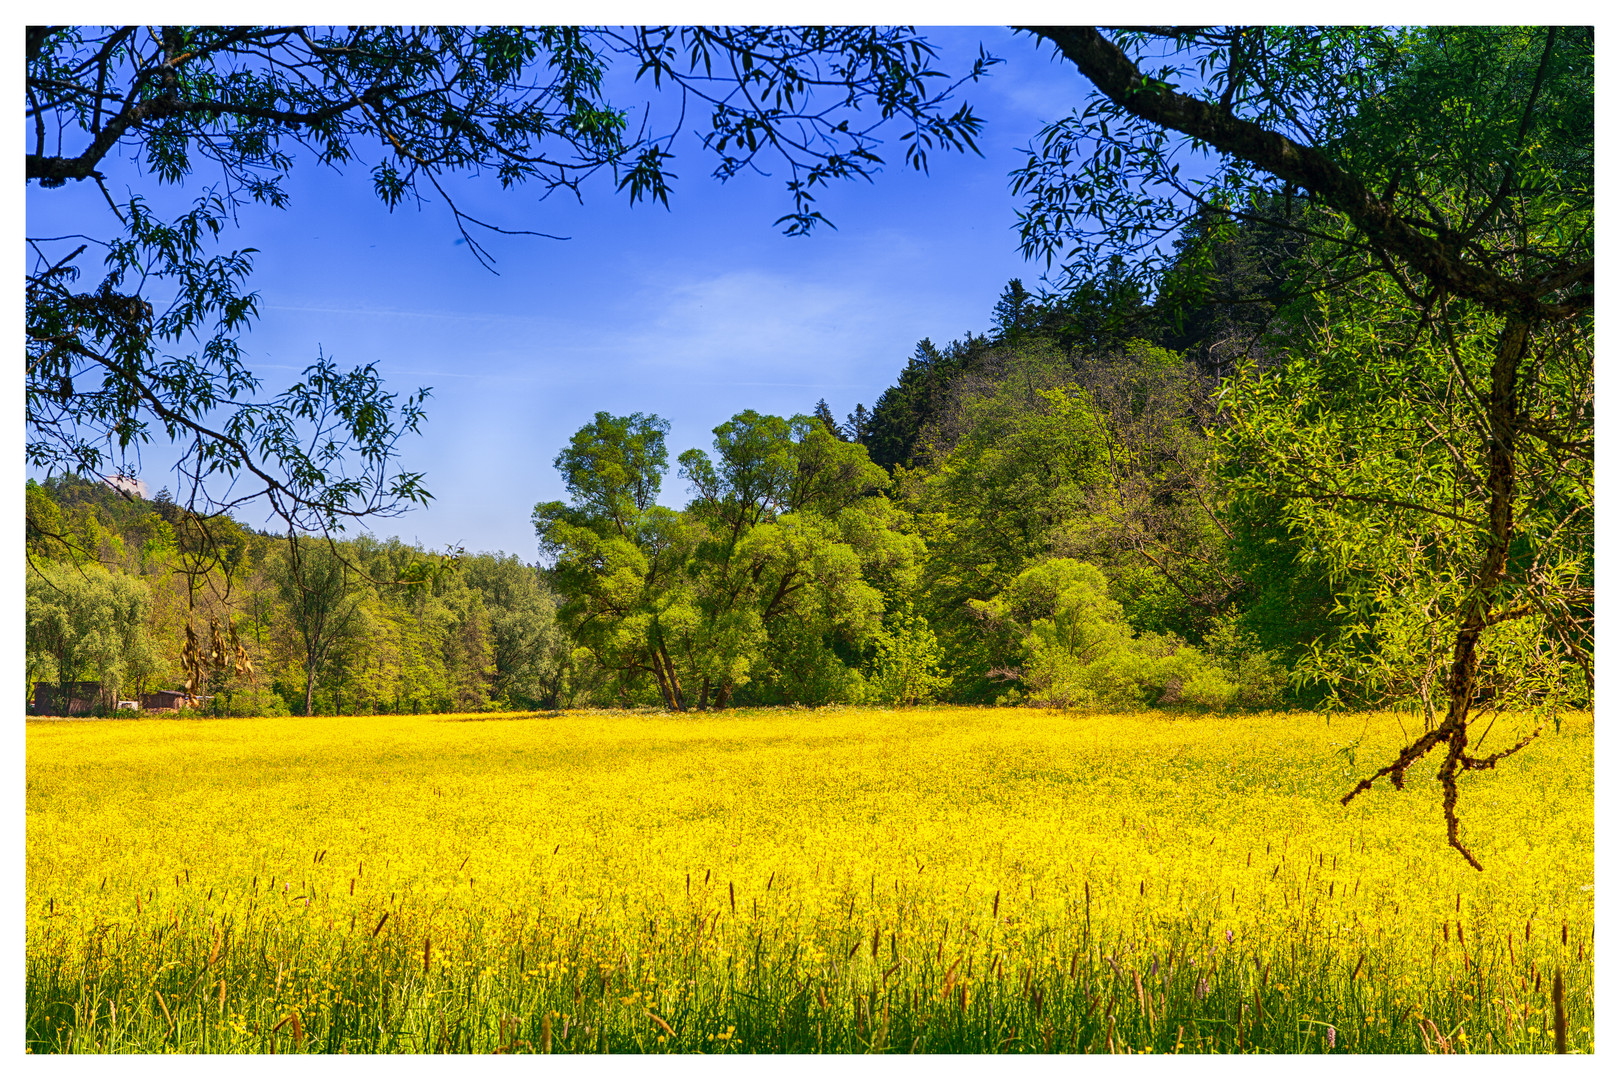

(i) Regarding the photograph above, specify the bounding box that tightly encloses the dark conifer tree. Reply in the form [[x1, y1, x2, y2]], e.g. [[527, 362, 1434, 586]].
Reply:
[[813, 398, 844, 439], [843, 404, 871, 445], [990, 278, 1037, 341], [152, 488, 178, 523]]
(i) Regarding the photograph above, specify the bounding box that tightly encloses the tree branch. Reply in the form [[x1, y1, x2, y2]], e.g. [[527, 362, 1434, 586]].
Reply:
[[1020, 26, 1579, 319]]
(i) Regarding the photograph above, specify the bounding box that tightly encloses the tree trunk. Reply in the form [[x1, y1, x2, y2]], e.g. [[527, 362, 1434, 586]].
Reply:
[[648, 659, 676, 712], [656, 638, 686, 711], [55, 646, 72, 715], [1340, 315, 1536, 871], [1432, 314, 1529, 865]]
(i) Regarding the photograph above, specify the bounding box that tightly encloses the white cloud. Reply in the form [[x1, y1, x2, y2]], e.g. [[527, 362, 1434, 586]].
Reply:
[[612, 266, 897, 383]]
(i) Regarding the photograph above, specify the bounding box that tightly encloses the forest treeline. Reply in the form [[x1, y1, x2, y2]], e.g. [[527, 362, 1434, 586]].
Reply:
[[26, 198, 1590, 718], [26, 477, 572, 716]]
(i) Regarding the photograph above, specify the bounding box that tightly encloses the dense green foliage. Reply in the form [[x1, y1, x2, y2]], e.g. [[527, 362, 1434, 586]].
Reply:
[[25, 236, 1588, 719], [25, 478, 566, 716], [533, 410, 920, 710], [26, 561, 156, 710]]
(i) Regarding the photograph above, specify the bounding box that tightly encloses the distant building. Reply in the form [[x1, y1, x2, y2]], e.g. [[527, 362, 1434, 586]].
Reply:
[[139, 689, 191, 712], [31, 681, 107, 715], [29, 683, 203, 715]]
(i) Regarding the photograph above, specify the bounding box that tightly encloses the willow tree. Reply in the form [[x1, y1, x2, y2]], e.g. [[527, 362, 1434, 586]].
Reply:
[[1013, 26, 1592, 867], [533, 412, 695, 709], [677, 411, 922, 708], [26, 562, 158, 711]]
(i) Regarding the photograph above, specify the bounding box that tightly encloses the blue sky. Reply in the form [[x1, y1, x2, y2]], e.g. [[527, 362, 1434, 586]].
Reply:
[[25, 27, 1101, 560]]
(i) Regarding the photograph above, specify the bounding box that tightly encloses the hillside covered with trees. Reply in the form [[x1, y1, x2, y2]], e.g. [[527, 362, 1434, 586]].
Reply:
[[27, 239, 1592, 721]]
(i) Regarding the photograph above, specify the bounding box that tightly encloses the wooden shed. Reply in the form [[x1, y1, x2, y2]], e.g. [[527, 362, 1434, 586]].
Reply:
[[31, 681, 106, 715], [138, 689, 192, 713]]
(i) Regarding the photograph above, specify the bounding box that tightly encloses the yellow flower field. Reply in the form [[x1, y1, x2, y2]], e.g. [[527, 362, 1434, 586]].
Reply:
[[26, 707, 1593, 1053]]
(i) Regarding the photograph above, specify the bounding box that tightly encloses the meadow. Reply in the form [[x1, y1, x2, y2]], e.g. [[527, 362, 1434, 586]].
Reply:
[[25, 706, 1593, 1054]]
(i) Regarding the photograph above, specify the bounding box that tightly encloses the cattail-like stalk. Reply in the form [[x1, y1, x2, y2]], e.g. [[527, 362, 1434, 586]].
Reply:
[[1553, 969, 1567, 1053]]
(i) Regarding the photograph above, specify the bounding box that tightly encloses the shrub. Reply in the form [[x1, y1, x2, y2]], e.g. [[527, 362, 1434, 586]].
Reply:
[[1201, 616, 1290, 708], [864, 604, 950, 706], [974, 559, 1233, 710], [198, 687, 292, 718]]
